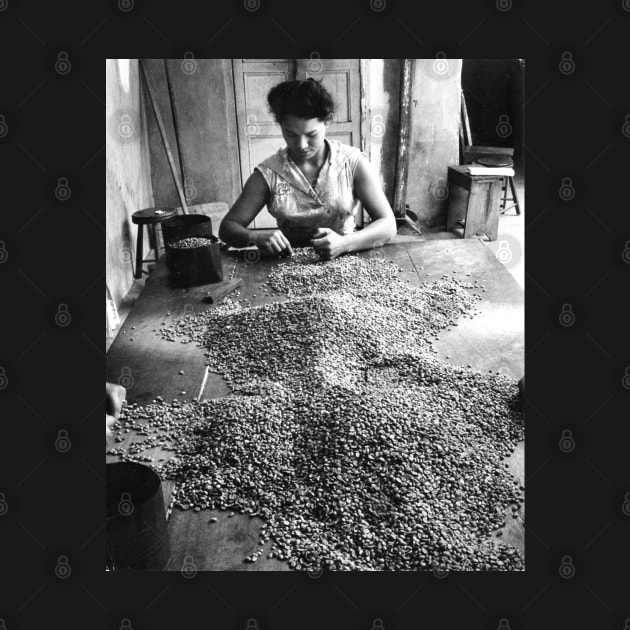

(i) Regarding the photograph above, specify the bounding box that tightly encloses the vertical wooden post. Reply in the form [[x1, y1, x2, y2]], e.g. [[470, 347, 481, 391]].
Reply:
[[393, 59, 414, 219]]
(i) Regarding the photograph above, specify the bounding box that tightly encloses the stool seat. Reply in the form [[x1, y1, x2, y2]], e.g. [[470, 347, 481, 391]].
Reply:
[[132, 207, 178, 225], [131, 207, 179, 279], [477, 156, 514, 168]]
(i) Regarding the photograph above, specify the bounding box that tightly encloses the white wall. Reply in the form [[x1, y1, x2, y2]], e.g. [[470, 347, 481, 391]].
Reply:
[[106, 59, 154, 309]]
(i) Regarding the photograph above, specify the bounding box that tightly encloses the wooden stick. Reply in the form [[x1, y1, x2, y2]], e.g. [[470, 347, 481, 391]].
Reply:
[[461, 90, 472, 148], [140, 59, 189, 214]]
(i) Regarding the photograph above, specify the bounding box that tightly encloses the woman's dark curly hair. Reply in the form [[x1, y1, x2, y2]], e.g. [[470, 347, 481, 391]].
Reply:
[[267, 78, 334, 124]]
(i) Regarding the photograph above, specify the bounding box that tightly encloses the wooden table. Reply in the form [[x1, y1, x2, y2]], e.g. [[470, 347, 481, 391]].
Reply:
[[106, 238, 525, 570]]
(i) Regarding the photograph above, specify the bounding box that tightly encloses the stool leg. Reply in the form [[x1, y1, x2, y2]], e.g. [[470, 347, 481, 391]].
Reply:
[[149, 225, 158, 262], [509, 176, 521, 215], [135, 224, 144, 279], [500, 176, 509, 214]]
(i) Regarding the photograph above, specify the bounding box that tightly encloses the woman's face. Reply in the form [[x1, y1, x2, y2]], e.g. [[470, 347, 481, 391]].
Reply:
[[280, 114, 330, 162]]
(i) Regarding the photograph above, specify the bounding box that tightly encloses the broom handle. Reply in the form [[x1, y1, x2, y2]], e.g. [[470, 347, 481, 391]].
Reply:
[[139, 59, 189, 214]]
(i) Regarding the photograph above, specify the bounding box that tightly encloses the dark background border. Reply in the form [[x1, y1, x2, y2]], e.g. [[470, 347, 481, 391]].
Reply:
[[1, 1, 629, 628]]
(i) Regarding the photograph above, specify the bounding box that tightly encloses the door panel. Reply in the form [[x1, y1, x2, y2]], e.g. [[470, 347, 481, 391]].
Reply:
[[297, 59, 361, 150], [233, 60, 293, 228]]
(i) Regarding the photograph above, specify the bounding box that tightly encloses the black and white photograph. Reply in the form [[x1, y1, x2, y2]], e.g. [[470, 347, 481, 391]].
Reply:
[[105, 58, 525, 572]]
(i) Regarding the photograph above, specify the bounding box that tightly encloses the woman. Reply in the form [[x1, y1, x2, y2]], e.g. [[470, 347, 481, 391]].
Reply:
[[219, 79, 397, 260]]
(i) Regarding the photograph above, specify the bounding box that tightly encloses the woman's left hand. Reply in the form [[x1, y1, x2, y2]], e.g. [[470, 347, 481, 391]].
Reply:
[[310, 228, 347, 260]]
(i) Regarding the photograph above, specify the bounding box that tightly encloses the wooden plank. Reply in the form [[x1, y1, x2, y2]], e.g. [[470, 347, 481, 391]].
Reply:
[[392, 59, 413, 219], [168, 510, 289, 571], [461, 90, 472, 148], [403, 239, 523, 376]]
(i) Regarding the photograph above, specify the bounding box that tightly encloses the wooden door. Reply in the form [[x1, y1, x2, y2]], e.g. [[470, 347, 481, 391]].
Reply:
[[295, 58, 361, 149], [233, 59, 362, 229]]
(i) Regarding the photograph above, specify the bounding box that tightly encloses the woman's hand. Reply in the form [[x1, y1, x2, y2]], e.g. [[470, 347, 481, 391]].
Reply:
[[310, 228, 347, 260], [253, 230, 293, 256]]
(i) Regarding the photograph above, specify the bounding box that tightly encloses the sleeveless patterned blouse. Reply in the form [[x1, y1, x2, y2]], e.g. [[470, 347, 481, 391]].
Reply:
[[255, 139, 365, 246]]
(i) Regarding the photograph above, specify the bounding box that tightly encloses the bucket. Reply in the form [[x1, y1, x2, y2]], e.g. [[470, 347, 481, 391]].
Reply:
[[106, 461, 170, 570], [161, 215, 223, 286]]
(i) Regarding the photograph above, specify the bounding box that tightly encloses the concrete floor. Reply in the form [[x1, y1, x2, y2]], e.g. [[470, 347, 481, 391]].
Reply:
[[107, 176, 524, 352]]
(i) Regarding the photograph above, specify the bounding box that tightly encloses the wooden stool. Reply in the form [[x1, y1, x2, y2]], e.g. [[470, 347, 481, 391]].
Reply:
[[446, 166, 507, 241], [476, 155, 521, 216], [131, 207, 178, 278]]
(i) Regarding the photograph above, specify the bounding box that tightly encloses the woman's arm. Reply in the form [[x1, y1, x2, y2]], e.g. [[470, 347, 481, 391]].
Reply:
[[219, 171, 293, 255], [310, 155, 397, 259]]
